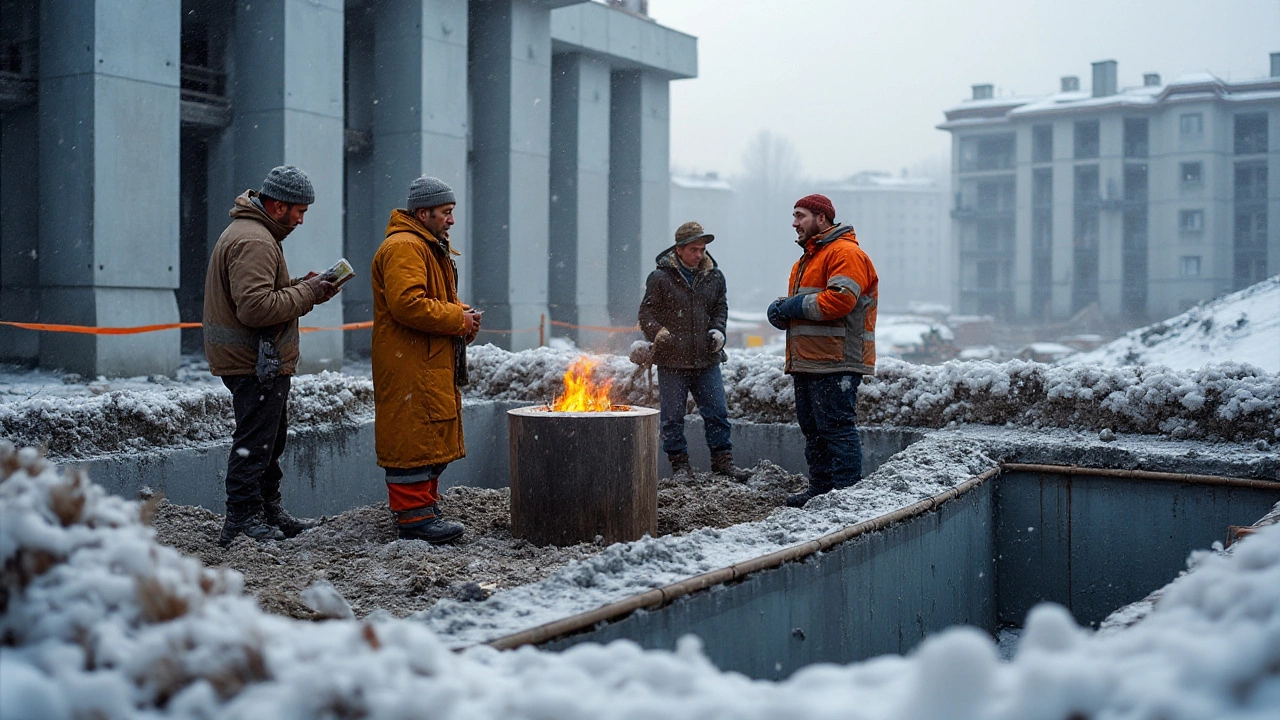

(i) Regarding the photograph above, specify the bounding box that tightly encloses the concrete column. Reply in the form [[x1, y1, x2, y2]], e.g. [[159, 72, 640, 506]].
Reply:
[[608, 69, 669, 332], [549, 52, 611, 350], [36, 0, 181, 377], [469, 0, 552, 350], [368, 0, 470, 306], [233, 0, 345, 373], [0, 106, 39, 364]]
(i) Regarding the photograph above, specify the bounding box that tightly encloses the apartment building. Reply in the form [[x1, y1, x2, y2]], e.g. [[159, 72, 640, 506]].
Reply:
[[939, 55, 1280, 322]]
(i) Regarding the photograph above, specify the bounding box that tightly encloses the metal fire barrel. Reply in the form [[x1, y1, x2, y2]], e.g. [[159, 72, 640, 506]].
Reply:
[[508, 405, 658, 547]]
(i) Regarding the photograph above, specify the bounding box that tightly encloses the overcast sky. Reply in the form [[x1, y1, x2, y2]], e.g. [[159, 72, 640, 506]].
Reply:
[[647, 0, 1280, 181]]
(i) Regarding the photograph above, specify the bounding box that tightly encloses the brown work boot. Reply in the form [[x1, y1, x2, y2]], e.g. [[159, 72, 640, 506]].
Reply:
[[711, 451, 752, 481], [668, 452, 694, 481]]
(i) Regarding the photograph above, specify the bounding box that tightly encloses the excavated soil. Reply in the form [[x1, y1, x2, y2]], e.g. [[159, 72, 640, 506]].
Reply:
[[151, 461, 807, 621]]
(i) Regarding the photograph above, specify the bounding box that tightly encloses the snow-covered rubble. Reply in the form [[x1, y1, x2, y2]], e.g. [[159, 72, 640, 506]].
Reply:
[[1063, 275, 1280, 373], [4, 440, 1280, 719], [4, 345, 1276, 457]]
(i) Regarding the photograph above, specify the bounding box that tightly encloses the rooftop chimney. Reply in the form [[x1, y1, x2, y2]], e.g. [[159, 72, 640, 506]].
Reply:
[[1272, 52, 1280, 77], [972, 84, 993, 100], [1061, 76, 1080, 92], [1143, 73, 1161, 87], [1092, 60, 1117, 97]]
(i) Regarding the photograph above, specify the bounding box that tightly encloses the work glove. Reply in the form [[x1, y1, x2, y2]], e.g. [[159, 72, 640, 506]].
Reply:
[[766, 298, 789, 330], [629, 340, 654, 366], [653, 327, 672, 348], [708, 329, 725, 353]]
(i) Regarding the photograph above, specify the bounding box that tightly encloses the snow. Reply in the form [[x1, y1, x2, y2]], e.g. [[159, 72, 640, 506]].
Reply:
[[1063, 276, 1280, 374], [4, 440, 1280, 719], [3, 335, 1278, 459]]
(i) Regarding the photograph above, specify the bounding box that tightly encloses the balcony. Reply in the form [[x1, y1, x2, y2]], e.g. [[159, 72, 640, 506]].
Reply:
[[180, 64, 231, 130]]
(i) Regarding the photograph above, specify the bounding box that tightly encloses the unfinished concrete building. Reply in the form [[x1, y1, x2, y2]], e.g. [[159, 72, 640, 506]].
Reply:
[[0, 0, 695, 376]]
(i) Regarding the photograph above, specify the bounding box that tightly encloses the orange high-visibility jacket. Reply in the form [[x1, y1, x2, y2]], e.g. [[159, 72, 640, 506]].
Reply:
[[784, 224, 878, 375]]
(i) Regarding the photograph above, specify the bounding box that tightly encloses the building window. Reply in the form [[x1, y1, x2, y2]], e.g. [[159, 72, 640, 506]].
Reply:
[[1032, 125, 1053, 163], [1180, 162, 1202, 188], [1180, 113, 1204, 136], [1179, 256, 1201, 277], [1179, 209, 1204, 233], [1074, 120, 1100, 159], [1123, 118, 1148, 158], [1234, 113, 1268, 155], [959, 133, 1015, 172]]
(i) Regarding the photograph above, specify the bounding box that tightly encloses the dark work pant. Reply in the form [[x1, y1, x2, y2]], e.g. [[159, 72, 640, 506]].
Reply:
[[222, 374, 291, 517], [793, 372, 863, 493], [658, 365, 732, 456]]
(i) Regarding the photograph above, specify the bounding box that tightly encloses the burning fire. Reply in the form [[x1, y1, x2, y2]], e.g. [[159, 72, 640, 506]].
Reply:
[[551, 356, 615, 412]]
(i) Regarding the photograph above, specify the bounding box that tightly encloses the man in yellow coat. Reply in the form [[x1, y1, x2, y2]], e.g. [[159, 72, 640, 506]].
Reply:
[[371, 176, 481, 543]]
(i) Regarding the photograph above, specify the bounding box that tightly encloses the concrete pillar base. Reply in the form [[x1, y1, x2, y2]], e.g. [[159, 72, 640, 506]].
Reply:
[[39, 287, 180, 377]]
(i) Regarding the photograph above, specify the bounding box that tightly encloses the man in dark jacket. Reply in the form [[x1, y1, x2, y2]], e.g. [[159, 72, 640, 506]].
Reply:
[[203, 165, 340, 547], [639, 221, 750, 481]]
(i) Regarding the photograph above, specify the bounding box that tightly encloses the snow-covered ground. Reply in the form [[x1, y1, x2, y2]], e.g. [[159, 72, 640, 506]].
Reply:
[[3, 345, 1276, 459], [4, 442, 1280, 719], [1062, 275, 1280, 373]]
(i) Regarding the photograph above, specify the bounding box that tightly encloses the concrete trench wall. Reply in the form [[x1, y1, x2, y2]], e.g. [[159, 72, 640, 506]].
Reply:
[[66, 401, 920, 517], [542, 469, 1280, 680]]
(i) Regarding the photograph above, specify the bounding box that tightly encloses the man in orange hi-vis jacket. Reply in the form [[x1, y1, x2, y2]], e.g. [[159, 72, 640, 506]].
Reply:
[[767, 194, 878, 508]]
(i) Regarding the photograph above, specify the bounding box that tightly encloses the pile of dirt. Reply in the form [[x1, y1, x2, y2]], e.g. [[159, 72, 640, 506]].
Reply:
[[151, 461, 807, 621]]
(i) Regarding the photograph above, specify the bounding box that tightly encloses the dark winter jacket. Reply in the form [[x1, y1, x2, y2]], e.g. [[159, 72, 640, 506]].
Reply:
[[638, 248, 728, 369]]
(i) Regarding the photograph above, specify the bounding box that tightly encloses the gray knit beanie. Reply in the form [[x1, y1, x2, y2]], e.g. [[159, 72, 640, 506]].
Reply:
[[259, 165, 315, 205], [408, 176, 456, 211]]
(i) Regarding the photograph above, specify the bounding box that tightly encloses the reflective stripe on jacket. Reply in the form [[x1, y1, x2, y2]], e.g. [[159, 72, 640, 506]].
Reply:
[[784, 224, 878, 375]]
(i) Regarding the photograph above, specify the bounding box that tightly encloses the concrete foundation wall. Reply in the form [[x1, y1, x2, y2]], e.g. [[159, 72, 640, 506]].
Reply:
[[544, 486, 997, 680], [65, 404, 916, 519]]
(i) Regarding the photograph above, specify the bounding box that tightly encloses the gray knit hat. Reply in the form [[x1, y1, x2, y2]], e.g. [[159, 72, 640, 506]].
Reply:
[[259, 165, 315, 205], [408, 175, 456, 211]]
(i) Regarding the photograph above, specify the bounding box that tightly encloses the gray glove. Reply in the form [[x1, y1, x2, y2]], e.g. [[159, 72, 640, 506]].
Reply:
[[708, 329, 725, 353], [629, 340, 654, 366]]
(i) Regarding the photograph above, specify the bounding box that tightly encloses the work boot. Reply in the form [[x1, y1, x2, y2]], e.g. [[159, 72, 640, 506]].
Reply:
[[398, 517, 465, 545], [668, 452, 694, 481], [264, 501, 321, 539], [711, 451, 752, 481], [219, 510, 285, 548], [785, 486, 831, 509]]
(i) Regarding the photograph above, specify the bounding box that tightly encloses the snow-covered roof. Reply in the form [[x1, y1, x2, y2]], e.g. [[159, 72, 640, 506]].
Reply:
[[940, 68, 1280, 128]]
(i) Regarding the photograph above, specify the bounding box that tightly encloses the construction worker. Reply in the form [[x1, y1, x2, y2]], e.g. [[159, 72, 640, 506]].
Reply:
[[203, 165, 337, 547], [639, 221, 751, 481], [768, 194, 878, 507], [370, 176, 480, 544]]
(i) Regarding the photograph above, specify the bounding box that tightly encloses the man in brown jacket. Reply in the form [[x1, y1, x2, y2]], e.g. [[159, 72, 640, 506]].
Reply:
[[371, 176, 480, 544], [203, 165, 341, 547]]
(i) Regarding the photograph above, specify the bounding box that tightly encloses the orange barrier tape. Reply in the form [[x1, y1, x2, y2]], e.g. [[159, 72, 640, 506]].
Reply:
[[0, 321, 202, 335], [299, 321, 373, 333], [548, 319, 640, 333], [1, 320, 374, 334], [476, 326, 542, 335]]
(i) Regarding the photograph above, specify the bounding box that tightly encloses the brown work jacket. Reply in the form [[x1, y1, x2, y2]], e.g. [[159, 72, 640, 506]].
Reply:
[[203, 191, 318, 376], [371, 210, 470, 468]]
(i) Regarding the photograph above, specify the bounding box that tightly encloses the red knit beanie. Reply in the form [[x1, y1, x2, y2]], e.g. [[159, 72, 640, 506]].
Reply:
[[794, 194, 835, 223]]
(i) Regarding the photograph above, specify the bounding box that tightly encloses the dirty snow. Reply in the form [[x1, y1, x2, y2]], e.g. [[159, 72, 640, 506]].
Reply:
[[5, 442, 1280, 719], [4, 343, 1277, 457], [1063, 275, 1280, 373]]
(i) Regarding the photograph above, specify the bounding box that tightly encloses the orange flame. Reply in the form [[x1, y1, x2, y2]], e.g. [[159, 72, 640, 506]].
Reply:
[[551, 356, 615, 412]]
